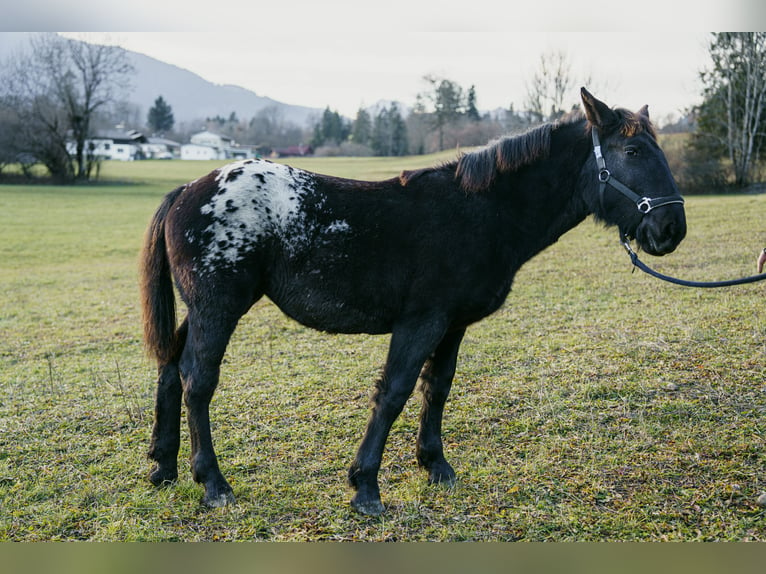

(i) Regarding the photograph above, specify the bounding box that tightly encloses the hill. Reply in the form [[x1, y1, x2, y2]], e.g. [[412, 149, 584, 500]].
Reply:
[[126, 51, 322, 128], [0, 33, 323, 129]]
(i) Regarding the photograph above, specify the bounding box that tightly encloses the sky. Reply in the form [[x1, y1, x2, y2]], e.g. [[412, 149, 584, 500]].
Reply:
[[8, 1, 766, 125], [61, 31, 712, 124]]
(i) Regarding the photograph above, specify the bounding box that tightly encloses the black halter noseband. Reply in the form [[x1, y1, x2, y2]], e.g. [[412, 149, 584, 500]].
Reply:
[[591, 127, 684, 215]]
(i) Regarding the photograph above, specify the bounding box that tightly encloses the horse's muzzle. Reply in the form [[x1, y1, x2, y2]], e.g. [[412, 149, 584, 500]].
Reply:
[[635, 204, 687, 256]]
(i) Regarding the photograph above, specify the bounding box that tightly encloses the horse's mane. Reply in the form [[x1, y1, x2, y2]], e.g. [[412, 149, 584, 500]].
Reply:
[[400, 108, 656, 194], [453, 121, 555, 193]]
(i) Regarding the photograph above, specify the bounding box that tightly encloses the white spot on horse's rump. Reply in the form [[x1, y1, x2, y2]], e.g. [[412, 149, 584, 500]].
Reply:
[[197, 159, 316, 271]]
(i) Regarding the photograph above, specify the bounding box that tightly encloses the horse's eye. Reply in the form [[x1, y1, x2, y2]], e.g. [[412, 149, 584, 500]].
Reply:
[[625, 146, 639, 157]]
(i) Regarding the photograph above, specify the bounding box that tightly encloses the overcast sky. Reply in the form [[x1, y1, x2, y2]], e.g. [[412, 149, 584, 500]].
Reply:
[[8, 1, 766, 124], [61, 31, 712, 123]]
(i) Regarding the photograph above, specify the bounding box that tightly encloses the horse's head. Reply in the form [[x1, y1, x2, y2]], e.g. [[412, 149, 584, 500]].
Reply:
[[580, 88, 686, 256]]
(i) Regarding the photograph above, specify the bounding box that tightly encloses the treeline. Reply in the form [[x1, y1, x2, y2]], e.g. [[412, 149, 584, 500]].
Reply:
[[310, 104, 409, 157], [199, 76, 539, 158], [309, 77, 538, 157]]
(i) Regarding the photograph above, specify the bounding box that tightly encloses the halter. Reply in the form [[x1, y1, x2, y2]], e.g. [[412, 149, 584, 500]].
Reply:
[[591, 127, 684, 215]]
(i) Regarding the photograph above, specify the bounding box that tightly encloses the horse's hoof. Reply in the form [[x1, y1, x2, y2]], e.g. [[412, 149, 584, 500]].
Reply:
[[350, 497, 385, 516], [149, 465, 177, 487], [429, 475, 457, 487], [202, 490, 236, 508], [428, 463, 457, 486]]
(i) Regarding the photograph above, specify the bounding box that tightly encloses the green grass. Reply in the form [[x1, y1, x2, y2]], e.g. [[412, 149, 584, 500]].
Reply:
[[1, 156, 765, 541]]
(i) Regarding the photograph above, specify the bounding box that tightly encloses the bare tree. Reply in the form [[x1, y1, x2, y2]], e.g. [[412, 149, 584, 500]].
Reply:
[[525, 50, 576, 123], [699, 33, 766, 187], [0, 33, 133, 181]]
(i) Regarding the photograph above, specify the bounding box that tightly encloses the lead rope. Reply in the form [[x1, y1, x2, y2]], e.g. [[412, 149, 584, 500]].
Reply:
[[621, 237, 766, 288]]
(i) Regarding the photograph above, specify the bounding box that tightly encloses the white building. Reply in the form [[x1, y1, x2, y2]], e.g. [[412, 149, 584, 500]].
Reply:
[[69, 130, 147, 161], [180, 143, 224, 161], [180, 131, 254, 160], [142, 137, 181, 160]]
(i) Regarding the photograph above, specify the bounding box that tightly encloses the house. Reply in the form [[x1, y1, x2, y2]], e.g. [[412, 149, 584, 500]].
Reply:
[[180, 143, 224, 161], [190, 130, 232, 150], [71, 129, 148, 161], [142, 137, 181, 159], [180, 131, 256, 160]]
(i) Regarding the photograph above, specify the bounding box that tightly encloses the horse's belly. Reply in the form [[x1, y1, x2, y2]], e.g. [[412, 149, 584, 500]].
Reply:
[[267, 283, 394, 335]]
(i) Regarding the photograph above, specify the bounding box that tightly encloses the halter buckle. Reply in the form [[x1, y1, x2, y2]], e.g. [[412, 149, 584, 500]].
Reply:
[[636, 197, 653, 213], [598, 169, 611, 183]]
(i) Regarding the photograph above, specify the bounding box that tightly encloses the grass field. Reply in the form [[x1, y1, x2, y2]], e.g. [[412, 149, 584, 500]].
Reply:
[[1, 154, 765, 541]]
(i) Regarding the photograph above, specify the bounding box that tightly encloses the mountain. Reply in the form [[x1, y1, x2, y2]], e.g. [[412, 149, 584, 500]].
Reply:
[[0, 33, 323, 129], [126, 51, 323, 128]]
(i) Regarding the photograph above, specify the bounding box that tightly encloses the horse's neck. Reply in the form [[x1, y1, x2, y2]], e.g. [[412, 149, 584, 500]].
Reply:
[[498, 131, 590, 265]]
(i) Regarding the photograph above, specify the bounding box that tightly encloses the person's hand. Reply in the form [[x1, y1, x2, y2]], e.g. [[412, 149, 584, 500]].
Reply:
[[757, 249, 766, 273]]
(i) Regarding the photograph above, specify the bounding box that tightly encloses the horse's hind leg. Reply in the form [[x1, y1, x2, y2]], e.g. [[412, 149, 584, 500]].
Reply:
[[417, 328, 465, 486], [148, 318, 188, 486], [180, 305, 246, 508]]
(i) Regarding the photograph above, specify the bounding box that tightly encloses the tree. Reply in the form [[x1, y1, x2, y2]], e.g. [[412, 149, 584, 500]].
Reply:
[[419, 75, 465, 150], [466, 85, 481, 122], [147, 95, 174, 135], [0, 108, 20, 174], [525, 50, 575, 123], [371, 103, 408, 157], [0, 33, 133, 182], [246, 106, 305, 152], [389, 103, 409, 157], [410, 80, 510, 154], [694, 33, 766, 187], [311, 107, 349, 147], [351, 108, 372, 146]]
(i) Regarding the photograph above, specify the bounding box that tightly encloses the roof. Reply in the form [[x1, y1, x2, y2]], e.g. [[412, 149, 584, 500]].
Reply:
[[147, 137, 181, 147], [92, 129, 148, 144]]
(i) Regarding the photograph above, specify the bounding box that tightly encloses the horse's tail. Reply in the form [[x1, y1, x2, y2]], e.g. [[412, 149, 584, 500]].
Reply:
[[140, 186, 186, 365]]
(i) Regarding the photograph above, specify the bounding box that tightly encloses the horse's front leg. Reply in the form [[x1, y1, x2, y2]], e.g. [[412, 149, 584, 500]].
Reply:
[[417, 328, 465, 485], [348, 319, 447, 515]]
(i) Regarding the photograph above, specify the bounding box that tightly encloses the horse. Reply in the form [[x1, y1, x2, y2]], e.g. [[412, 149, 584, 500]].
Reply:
[[140, 88, 686, 515]]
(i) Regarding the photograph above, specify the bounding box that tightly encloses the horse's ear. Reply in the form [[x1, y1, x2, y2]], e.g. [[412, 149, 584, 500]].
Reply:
[[638, 104, 650, 120], [580, 87, 615, 129]]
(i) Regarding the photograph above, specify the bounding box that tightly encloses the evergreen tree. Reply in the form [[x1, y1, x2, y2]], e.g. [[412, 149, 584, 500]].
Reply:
[[351, 108, 372, 146], [371, 104, 408, 156], [389, 103, 408, 156], [466, 85, 481, 122], [420, 75, 465, 150], [371, 107, 390, 156], [311, 107, 348, 147], [147, 95, 175, 135]]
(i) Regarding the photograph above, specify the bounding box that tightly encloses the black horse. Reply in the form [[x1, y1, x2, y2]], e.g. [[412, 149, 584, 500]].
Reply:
[[141, 89, 686, 515]]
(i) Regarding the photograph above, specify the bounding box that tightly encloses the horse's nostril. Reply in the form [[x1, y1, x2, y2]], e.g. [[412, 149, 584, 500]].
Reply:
[[664, 218, 681, 236]]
